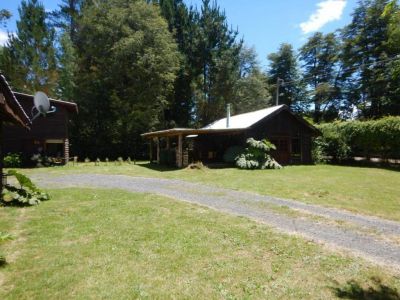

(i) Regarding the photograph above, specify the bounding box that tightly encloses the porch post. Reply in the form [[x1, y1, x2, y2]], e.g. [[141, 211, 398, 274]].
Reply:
[[166, 137, 170, 150], [0, 120, 3, 200], [156, 137, 160, 164], [64, 138, 70, 164], [177, 134, 183, 168], [149, 139, 153, 163]]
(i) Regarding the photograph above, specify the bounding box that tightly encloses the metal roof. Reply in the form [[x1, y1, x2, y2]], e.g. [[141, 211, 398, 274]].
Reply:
[[142, 104, 319, 139], [203, 105, 285, 129]]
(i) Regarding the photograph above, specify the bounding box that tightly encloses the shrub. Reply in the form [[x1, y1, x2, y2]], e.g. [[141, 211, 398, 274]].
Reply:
[[235, 138, 282, 170], [223, 146, 245, 163], [315, 117, 400, 162], [1, 170, 50, 206], [31, 154, 55, 167], [4, 153, 22, 168]]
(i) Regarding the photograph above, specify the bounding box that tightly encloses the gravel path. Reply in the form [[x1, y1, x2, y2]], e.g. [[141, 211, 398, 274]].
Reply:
[[34, 173, 400, 270]]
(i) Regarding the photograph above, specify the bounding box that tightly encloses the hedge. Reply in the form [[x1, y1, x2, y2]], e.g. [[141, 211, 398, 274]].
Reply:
[[314, 116, 400, 162]]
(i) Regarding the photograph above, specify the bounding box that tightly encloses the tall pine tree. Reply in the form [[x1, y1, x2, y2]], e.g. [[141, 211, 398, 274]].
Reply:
[[1, 0, 58, 96], [299, 32, 340, 122], [341, 0, 396, 117], [267, 43, 304, 111]]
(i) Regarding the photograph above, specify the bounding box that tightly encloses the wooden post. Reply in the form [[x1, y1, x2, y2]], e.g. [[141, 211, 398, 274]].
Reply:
[[166, 137, 170, 150], [149, 139, 153, 163], [64, 138, 70, 164], [177, 134, 183, 168], [156, 138, 160, 164], [0, 120, 3, 201]]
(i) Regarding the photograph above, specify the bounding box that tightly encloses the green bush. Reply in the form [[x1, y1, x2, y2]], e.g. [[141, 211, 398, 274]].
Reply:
[[223, 146, 245, 163], [1, 170, 50, 206], [315, 117, 400, 162], [235, 138, 282, 170], [4, 153, 22, 168]]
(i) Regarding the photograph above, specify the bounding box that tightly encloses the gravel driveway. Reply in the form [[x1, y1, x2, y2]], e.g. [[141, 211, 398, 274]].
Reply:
[[34, 173, 400, 270]]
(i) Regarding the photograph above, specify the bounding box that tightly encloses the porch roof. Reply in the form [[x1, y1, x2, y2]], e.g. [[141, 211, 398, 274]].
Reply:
[[141, 127, 245, 139]]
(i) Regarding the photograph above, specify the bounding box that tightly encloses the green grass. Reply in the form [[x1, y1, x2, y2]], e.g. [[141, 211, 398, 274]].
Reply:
[[18, 162, 400, 221], [0, 188, 399, 299]]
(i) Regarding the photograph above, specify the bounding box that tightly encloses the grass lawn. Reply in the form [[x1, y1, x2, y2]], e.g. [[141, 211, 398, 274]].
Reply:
[[1, 188, 399, 299], [19, 162, 400, 221]]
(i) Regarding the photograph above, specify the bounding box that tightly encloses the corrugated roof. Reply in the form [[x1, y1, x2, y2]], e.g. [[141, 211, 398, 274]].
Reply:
[[203, 105, 285, 129]]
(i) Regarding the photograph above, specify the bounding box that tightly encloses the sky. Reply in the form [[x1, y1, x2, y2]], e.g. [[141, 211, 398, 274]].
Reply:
[[1, 0, 357, 68]]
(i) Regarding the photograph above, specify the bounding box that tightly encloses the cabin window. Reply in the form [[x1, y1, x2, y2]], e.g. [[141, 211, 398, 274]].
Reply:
[[291, 138, 301, 158]]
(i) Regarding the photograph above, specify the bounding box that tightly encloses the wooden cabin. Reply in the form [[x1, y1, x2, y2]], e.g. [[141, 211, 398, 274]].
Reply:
[[3, 92, 78, 165], [142, 105, 319, 167], [0, 73, 31, 194]]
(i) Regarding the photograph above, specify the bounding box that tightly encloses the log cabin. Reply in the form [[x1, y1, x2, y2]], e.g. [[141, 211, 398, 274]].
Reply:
[[3, 92, 78, 165], [142, 104, 319, 167]]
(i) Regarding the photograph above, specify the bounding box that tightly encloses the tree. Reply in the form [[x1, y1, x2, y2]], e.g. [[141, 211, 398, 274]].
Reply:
[[193, 0, 242, 126], [0, 9, 12, 27], [72, 0, 181, 157], [56, 32, 77, 101], [267, 43, 304, 111], [152, 0, 197, 127], [50, 0, 83, 45], [340, 0, 398, 118], [383, 0, 400, 115], [1, 0, 58, 96], [153, 0, 243, 127], [299, 32, 341, 122], [232, 46, 271, 114]]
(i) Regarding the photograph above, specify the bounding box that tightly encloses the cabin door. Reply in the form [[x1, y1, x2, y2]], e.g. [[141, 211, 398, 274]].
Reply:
[[270, 138, 290, 165]]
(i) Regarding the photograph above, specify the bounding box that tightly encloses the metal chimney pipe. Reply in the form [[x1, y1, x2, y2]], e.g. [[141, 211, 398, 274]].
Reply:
[[226, 103, 231, 128]]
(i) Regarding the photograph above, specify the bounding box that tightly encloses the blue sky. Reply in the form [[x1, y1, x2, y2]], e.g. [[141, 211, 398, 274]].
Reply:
[[1, 0, 357, 68]]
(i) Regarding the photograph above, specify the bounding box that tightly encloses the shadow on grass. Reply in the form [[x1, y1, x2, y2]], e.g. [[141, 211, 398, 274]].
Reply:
[[328, 160, 400, 172], [135, 162, 181, 172], [332, 278, 400, 300]]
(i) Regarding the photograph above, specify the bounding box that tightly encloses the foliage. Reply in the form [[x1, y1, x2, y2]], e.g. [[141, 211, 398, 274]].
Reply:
[[315, 116, 400, 161], [299, 32, 341, 122], [340, 0, 400, 118], [0, 9, 12, 27], [72, 0, 180, 158], [267, 43, 305, 111], [3, 153, 22, 168], [235, 138, 282, 170], [0, 0, 58, 96], [1, 170, 50, 206], [31, 154, 59, 167]]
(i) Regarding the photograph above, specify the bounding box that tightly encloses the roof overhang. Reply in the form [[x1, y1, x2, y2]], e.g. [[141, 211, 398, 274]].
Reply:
[[0, 74, 31, 129], [13, 92, 78, 114], [141, 127, 245, 139]]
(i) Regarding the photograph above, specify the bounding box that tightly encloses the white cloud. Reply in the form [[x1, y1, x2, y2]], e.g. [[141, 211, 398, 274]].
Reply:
[[0, 30, 9, 46], [300, 0, 347, 34]]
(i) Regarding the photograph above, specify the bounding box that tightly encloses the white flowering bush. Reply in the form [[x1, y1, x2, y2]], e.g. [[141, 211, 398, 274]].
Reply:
[[235, 138, 282, 170]]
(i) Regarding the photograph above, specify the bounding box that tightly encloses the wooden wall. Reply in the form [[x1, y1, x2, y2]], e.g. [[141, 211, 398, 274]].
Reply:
[[194, 110, 316, 165], [3, 98, 70, 162], [247, 110, 315, 164]]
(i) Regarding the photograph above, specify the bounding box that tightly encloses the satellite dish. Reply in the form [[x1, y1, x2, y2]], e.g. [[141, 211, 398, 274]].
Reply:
[[34, 92, 50, 113], [31, 91, 56, 121]]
